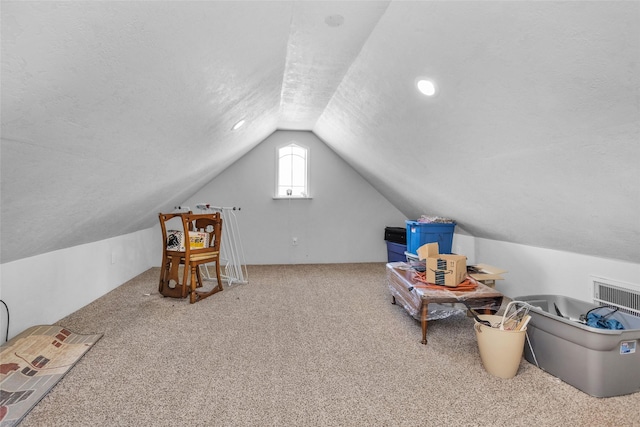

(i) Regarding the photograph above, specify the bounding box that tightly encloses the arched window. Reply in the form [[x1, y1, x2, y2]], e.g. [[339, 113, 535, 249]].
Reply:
[[276, 143, 308, 198]]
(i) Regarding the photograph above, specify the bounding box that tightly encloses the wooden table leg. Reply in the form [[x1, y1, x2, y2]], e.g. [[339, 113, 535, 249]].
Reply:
[[421, 300, 428, 345]]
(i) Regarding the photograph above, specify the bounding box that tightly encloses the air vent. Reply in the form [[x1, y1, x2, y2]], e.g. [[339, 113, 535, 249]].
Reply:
[[591, 275, 640, 317]]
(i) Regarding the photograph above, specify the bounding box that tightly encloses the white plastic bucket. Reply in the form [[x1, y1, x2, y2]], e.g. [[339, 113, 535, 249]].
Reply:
[[474, 314, 527, 379]]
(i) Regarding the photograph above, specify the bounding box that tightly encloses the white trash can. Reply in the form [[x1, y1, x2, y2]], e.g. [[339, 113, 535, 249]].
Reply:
[[474, 314, 527, 379]]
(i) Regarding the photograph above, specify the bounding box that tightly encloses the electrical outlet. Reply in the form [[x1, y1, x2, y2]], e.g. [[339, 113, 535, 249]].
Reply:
[[111, 251, 117, 264], [292, 237, 298, 246]]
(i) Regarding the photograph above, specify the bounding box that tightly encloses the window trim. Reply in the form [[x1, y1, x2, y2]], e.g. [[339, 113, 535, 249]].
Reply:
[[274, 142, 311, 199]]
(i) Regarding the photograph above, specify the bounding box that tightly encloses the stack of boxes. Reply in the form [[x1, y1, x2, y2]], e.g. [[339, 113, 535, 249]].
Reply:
[[166, 230, 209, 251], [384, 226, 407, 262], [385, 220, 506, 289]]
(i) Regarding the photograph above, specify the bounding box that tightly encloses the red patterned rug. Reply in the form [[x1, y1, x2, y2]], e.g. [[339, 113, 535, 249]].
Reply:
[[0, 325, 102, 426]]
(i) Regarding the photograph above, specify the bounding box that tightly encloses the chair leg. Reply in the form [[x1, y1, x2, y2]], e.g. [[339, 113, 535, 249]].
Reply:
[[191, 260, 223, 303], [189, 264, 198, 304], [159, 256, 185, 299], [158, 256, 168, 293], [180, 261, 190, 299], [215, 259, 224, 292], [195, 266, 204, 288]]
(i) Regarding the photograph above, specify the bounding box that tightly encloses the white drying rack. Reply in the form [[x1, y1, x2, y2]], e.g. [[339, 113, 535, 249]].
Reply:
[[195, 204, 249, 286]]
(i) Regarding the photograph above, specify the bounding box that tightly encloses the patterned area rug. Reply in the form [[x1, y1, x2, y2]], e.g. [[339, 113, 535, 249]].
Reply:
[[0, 325, 102, 426]]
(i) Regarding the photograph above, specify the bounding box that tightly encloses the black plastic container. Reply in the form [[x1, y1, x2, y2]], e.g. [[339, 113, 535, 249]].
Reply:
[[384, 226, 406, 244]]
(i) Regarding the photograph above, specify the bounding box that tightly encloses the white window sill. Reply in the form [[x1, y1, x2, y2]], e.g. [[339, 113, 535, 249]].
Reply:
[[272, 196, 313, 200]]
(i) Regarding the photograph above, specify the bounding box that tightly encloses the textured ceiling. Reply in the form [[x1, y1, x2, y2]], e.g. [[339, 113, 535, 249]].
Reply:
[[1, 1, 639, 264]]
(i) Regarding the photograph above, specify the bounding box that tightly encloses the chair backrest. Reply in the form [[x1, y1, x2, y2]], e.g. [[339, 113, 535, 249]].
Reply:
[[183, 212, 223, 253], [159, 212, 192, 252]]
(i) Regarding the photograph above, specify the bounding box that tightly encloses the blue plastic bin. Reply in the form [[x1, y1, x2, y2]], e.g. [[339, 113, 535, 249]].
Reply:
[[405, 220, 456, 255], [386, 241, 407, 262]]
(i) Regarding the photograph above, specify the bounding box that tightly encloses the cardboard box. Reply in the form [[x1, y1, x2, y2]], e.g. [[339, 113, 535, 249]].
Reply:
[[189, 231, 208, 249], [426, 255, 467, 287], [467, 264, 507, 287], [166, 230, 209, 251], [416, 242, 439, 260], [418, 243, 467, 287], [166, 230, 185, 251]]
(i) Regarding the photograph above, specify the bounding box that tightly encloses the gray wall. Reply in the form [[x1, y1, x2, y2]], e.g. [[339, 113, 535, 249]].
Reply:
[[182, 130, 407, 264]]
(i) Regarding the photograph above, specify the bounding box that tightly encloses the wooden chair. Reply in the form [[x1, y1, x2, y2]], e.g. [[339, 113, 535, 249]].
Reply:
[[158, 212, 189, 299], [158, 212, 224, 303], [187, 213, 224, 302]]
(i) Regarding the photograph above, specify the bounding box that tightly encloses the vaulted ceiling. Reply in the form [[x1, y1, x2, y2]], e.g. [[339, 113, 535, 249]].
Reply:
[[2, 1, 639, 264]]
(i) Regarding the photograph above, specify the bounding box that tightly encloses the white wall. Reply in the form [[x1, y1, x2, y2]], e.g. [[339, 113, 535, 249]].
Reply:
[[180, 130, 408, 264], [0, 228, 157, 343], [454, 233, 640, 302]]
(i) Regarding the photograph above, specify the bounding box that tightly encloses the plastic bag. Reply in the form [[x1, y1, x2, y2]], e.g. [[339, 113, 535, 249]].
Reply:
[[583, 306, 625, 330]]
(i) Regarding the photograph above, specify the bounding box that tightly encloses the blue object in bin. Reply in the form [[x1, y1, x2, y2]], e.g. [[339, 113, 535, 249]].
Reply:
[[405, 220, 456, 255], [585, 307, 625, 330]]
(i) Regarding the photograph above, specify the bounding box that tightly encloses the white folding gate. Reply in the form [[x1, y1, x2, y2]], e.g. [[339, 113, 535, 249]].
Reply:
[[196, 204, 248, 286]]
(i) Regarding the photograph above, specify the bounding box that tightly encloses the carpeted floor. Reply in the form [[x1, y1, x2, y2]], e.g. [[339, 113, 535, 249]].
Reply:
[[17, 264, 640, 426]]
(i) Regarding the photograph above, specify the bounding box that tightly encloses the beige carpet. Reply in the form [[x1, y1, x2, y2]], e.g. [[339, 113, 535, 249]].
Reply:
[[19, 264, 640, 426]]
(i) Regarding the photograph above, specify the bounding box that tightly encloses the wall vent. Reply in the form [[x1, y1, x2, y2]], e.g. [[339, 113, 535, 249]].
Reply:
[[591, 275, 640, 317]]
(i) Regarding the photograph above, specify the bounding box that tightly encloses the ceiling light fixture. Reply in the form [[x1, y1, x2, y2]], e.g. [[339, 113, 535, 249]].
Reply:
[[231, 119, 246, 131], [416, 79, 437, 96]]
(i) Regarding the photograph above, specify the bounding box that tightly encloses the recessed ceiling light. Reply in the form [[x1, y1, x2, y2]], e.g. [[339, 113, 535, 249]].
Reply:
[[231, 119, 246, 131], [416, 79, 436, 96]]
